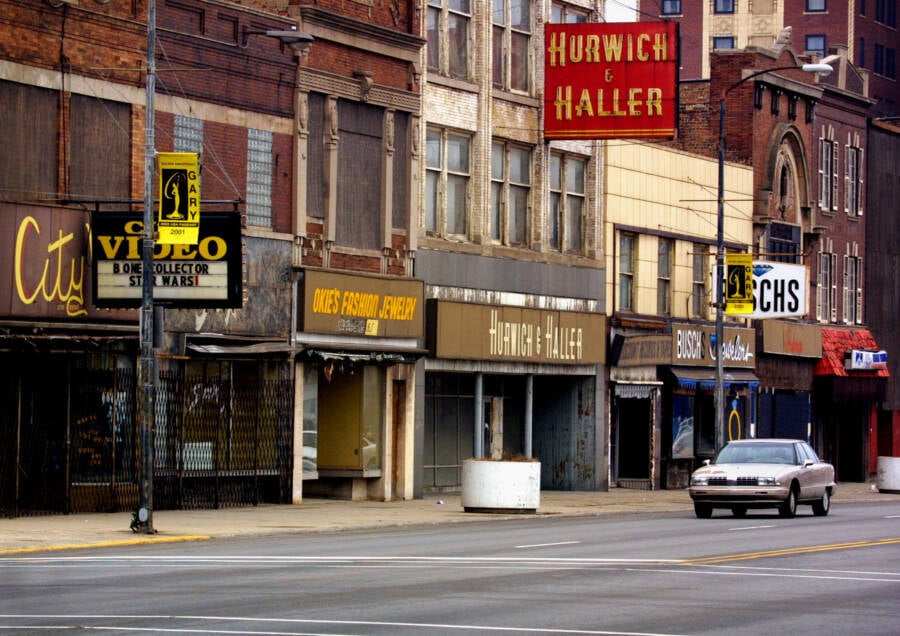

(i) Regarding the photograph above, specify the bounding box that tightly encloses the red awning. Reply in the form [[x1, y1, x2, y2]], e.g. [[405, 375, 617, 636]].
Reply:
[[814, 328, 890, 378]]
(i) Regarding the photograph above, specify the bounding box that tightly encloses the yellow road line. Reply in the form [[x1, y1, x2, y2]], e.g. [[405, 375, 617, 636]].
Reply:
[[684, 537, 900, 565], [0, 535, 211, 555]]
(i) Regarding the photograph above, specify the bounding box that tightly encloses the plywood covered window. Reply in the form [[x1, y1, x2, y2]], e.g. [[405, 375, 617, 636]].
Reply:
[[0, 80, 57, 200], [337, 100, 383, 250]]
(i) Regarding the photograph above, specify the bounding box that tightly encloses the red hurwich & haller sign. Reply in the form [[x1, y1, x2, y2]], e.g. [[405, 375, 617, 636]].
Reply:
[[544, 22, 679, 140]]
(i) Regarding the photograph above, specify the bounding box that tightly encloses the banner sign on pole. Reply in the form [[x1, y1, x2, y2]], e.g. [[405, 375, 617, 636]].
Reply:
[[157, 152, 200, 245], [725, 254, 754, 315]]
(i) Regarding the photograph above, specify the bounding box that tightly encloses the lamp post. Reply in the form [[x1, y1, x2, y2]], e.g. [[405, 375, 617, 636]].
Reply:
[[714, 61, 833, 453]]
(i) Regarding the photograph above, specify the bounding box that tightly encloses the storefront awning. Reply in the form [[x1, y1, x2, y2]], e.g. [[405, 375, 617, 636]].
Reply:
[[815, 328, 890, 378], [614, 381, 663, 399], [671, 367, 759, 390]]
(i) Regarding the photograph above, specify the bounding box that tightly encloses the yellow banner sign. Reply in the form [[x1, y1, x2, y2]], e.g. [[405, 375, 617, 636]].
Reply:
[[725, 254, 753, 315], [157, 152, 200, 245]]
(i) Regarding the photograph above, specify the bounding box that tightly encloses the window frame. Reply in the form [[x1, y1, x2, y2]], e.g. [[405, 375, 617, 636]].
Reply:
[[806, 0, 827, 12], [618, 233, 635, 312], [548, 151, 586, 254], [816, 248, 837, 322], [492, 0, 532, 93], [818, 130, 839, 212], [657, 238, 673, 316], [661, 0, 682, 15], [805, 34, 826, 57], [550, 1, 590, 23], [490, 140, 533, 247], [427, 0, 471, 80], [714, 0, 735, 14], [246, 128, 273, 229], [425, 127, 471, 239], [692, 244, 708, 319], [843, 253, 862, 324], [845, 142, 864, 217], [712, 36, 735, 51]]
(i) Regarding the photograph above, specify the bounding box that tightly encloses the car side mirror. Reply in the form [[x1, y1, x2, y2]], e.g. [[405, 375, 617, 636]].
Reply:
[[802, 459, 814, 468], [703, 459, 711, 466]]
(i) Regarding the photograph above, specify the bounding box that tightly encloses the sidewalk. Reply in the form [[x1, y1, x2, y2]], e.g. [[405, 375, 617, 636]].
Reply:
[[1, 482, 897, 554]]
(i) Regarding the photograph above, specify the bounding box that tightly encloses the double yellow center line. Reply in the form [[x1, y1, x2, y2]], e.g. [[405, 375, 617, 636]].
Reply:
[[684, 537, 900, 565]]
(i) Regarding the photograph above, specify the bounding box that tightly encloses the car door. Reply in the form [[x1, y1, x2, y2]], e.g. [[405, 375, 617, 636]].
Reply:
[[795, 442, 823, 499]]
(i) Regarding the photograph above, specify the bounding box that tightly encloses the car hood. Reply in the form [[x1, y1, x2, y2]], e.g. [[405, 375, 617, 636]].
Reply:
[[691, 463, 794, 479]]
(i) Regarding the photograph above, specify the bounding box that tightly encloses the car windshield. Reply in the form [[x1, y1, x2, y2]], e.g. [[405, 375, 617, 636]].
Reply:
[[715, 443, 795, 465]]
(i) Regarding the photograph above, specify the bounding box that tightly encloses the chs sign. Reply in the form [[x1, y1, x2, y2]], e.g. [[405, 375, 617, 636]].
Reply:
[[743, 262, 807, 319]]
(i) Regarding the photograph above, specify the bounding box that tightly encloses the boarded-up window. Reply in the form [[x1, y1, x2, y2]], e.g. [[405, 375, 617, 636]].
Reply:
[[392, 111, 410, 231], [70, 94, 130, 199], [337, 100, 383, 250], [306, 92, 325, 220], [0, 80, 57, 200]]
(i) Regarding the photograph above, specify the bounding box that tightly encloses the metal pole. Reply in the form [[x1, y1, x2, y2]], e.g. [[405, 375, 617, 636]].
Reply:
[[714, 96, 726, 454], [135, 0, 157, 534]]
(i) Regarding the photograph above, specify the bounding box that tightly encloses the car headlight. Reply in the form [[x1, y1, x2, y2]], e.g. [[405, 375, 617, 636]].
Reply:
[[757, 476, 777, 486], [691, 475, 709, 486]]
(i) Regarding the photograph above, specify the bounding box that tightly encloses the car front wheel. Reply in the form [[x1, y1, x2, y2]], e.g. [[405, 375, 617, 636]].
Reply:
[[812, 489, 830, 516], [694, 503, 713, 519], [779, 486, 798, 518]]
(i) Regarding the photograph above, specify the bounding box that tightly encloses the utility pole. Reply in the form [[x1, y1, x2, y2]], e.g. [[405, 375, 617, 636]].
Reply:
[[134, 0, 157, 534]]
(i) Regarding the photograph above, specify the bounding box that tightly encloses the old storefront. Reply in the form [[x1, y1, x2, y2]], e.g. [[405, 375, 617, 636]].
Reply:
[[611, 323, 758, 490], [294, 269, 424, 502], [424, 301, 607, 492]]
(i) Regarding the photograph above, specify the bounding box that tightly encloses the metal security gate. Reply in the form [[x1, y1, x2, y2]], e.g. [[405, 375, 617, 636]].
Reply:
[[154, 370, 294, 510], [0, 359, 293, 518]]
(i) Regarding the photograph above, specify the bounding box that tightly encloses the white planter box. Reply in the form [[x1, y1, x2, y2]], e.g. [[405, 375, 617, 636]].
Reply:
[[461, 458, 541, 513], [877, 456, 900, 493]]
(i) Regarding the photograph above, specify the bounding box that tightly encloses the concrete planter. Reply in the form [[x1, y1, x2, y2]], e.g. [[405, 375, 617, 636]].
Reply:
[[461, 458, 541, 513], [877, 456, 900, 493]]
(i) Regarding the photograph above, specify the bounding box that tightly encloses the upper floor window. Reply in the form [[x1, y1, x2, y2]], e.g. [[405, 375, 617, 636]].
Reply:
[[551, 2, 589, 22], [174, 114, 203, 153], [860, 38, 866, 68], [875, 0, 897, 27], [713, 37, 735, 50], [845, 140, 864, 216], [426, 127, 470, 238], [657, 239, 673, 316], [843, 251, 862, 324], [806, 35, 826, 58], [549, 152, 585, 254], [427, 0, 471, 80], [714, 0, 735, 14], [692, 244, 708, 319], [246, 128, 273, 228], [817, 246, 837, 322], [806, 0, 826, 11], [818, 129, 839, 212], [491, 141, 532, 246], [618, 233, 635, 311], [493, 0, 531, 92], [874, 43, 885, 75], [661, 0, 682, 15]]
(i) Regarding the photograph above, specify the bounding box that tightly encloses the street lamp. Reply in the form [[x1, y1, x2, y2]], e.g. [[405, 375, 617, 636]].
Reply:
[[713, 61, 833, 453]]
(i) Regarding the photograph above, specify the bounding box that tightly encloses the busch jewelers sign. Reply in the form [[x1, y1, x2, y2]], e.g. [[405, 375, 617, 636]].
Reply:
[[544, 22, 678, 140]]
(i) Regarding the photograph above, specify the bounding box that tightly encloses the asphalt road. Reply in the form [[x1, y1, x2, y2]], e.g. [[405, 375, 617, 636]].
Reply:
[[2, 502, 898, 635]]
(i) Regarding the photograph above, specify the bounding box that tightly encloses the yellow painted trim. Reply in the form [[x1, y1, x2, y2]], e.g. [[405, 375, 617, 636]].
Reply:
[[0, 535, 211, 555]]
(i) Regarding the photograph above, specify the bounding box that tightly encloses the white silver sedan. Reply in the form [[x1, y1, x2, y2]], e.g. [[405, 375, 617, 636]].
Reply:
[[688, 438, 836, 518]]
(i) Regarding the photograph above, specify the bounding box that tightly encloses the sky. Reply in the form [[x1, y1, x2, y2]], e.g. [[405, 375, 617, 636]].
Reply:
[[605, 0, 638, 22]]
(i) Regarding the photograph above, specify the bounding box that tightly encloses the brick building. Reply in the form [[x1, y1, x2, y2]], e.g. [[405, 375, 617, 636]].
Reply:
[[640, 0, 898, 117], [0, 0, 426, 515], [418, 1, 609, 492]]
